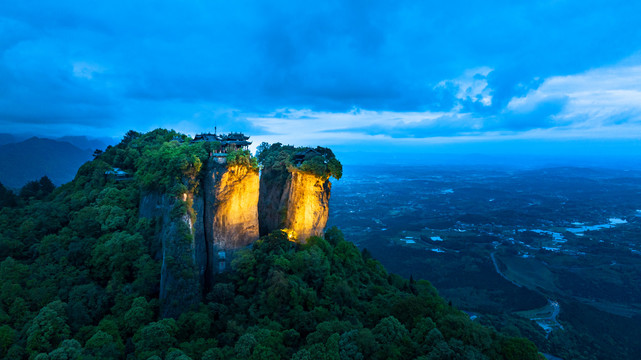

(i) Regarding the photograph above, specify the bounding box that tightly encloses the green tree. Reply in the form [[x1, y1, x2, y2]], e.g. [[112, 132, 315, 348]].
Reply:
[[226, 149, 259, 170], [26, 301, 71, 356], [47, 339, 82, 360], [124, 297, 154, 334], [38, 176, 55, 196], [325, 333, 340, 360], [0, 182, 17, 207], [234, 333, 257, 359], [90, 231, 145, 282], [202, 347, 224, 360], [339, 330, 363, 360], [166, 348, 194, 360], [133, 319, 178, 359], [0, 324, 16, 356], [83, 330, 121, 360], [67, 283, 108, 332], [501, 337, 540, 360], [372, 316, 409, 360]]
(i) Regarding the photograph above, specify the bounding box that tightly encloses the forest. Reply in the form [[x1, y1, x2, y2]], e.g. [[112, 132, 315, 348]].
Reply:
[[0, 129, 541, 359]]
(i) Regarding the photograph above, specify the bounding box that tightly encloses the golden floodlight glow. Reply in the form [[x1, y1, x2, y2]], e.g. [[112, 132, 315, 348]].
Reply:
[[284, 171, 329, 243], [211, 165, 260, 247], [283, 228, 297, 242]]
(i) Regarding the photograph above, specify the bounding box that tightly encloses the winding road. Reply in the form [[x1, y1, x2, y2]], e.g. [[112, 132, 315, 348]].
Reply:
[[490, 252, 563, 335]]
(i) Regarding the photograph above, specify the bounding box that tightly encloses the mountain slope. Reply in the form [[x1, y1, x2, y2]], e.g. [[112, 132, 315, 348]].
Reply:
[[0, 129, 542, 359], [0, 137, 93, 188], [56, 136, 113, 151]]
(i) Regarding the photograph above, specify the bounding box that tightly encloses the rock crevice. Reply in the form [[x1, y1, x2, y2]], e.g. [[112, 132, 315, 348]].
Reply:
[[140, 160, 260, 316], [258, 168, 331, 243]]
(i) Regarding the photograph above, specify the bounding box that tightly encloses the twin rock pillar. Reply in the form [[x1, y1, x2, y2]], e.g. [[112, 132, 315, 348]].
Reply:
[[142, 158, 331, 318]]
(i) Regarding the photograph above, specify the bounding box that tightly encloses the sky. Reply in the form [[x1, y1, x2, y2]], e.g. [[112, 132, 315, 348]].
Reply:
[[2, 0, 641, 163]]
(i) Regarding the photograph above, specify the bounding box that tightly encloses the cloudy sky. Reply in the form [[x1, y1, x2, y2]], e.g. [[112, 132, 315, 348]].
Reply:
[[2, 0, 641, 160]]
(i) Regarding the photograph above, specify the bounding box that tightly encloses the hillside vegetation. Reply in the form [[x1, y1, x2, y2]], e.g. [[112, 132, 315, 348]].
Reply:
[[0, 129, 540, 359]]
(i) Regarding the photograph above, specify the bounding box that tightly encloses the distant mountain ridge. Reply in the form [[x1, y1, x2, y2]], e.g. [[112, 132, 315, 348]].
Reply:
[[0, 137, 94, 189], [0, 133, 114, 148], [56, 135, 114, 151]]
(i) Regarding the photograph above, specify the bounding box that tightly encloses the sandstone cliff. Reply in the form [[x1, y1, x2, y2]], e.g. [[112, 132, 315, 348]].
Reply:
[[258, 168, 331, 242], [203, 159, 259, 288], [138, 141, 339, 317], [284, 170, 331, 242], [140, 158, 260, 316]]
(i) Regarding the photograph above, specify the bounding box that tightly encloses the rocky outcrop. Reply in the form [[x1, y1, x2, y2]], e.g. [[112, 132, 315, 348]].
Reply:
[[139, 192, 201, 319], [259, 168, 331, 243], [203, 160, 259, 289], [283, 171, 331, 242], [258, 167, 290, 235], [139, 159, 260, 316], [139, 146, 334, 317]]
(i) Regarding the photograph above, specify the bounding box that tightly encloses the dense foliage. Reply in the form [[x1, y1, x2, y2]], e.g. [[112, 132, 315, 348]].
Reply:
[[226, 149, 259, 171], [18, 177, 56, 201], [127, 132, 207, 195], [0, 130, 541, 359], [257, 142, 342, 180], [0, 182, 18, 207]]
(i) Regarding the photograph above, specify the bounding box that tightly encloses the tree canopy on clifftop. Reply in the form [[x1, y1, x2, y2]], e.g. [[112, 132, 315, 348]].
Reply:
[[257, 142, 343, 180]]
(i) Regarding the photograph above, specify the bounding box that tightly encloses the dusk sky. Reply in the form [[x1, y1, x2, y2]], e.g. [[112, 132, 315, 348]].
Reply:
[[2, 0, 641, 161]]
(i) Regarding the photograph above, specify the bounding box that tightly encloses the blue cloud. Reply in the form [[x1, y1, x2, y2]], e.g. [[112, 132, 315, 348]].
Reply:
[[1, 0, 641, 138], [492, 97, 569, 132]]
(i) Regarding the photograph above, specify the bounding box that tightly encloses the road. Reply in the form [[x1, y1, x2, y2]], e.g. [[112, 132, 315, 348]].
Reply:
[[490, 252, 522, 288], [490, 252, 563, 335]]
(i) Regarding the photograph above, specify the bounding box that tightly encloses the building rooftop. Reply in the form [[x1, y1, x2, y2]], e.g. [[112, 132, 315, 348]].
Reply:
[[293, 148, 321, 165], [191, 131, 252, 151]]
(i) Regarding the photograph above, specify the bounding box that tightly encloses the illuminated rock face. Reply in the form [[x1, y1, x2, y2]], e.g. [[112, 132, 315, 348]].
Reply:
[[209, 164, 260, 249], [140, 160, 260, 316], [284, 171, 330, 242], [259, 169, 331, 243], [140, 155, 332, 317], [203, 161, 259, 287]]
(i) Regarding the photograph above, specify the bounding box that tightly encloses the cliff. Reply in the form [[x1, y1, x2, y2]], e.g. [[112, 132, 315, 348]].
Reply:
[[139, 157, 260, 316], [135, 138, 338, 316], [203, 160, 259, 288], [257, 166, 290, 235], [139, 192, 201, 319], [258, 168, 331, 242], [284, 170, 331, 241]]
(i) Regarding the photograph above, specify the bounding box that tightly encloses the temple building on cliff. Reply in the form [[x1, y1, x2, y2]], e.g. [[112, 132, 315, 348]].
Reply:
[[192, 130, 251, 153], [219, 132, 251, 152], [293, 148, 321, 166]]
